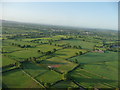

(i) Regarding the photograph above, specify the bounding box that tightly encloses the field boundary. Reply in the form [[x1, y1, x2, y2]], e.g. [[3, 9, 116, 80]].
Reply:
[[21, 69, 45, 88]]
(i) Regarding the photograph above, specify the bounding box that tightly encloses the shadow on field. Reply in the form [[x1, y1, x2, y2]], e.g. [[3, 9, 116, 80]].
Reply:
[[55, 53, 67, 56], [74, 77, 117, 83], [40, 60, 67, 65]]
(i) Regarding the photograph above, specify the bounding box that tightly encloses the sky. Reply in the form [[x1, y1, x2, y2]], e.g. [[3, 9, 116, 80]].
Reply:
[[1, 2, 118, 30]]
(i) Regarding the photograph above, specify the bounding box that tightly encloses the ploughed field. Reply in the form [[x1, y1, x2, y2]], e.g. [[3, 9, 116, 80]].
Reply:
[[2, 34, 119, 88]]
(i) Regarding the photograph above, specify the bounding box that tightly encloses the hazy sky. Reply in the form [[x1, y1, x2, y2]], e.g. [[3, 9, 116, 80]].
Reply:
[[2, 2, 118, 30]]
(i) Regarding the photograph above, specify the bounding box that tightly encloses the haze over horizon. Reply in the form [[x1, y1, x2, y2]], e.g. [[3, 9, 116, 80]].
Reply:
[[1, 2, 118, 30]]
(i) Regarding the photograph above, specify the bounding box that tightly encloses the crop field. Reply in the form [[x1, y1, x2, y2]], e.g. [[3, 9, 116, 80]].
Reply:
[[2, 69, 43, 88]]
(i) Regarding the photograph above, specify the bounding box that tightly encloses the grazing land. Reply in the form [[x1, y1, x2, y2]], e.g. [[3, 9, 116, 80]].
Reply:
[[2, 20, 119, 89]]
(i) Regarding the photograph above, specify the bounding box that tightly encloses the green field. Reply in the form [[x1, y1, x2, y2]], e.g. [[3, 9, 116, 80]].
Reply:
[[55, 48, 87, 59], [53, 39, 98, 50], [71, 66, 118, 88], [70, 51, 118, 88], [2, 45, 24, 53], [40, 57, 77, 73], [35, 70, 62, 83], [2, 69, 43, 88], [3, 39, 39, 46], [22, 62, 49, 77], [36, 44, 62, 52], [5, 49, 43, 61], [2, 55, 16, 67], [69, 51, 118, 64]]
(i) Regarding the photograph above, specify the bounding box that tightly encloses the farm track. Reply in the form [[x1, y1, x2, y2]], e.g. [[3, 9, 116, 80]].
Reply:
[[21, 69, 45, 88]]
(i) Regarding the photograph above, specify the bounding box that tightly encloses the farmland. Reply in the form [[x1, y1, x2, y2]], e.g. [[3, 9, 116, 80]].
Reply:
[[2, 20, 119, 89]]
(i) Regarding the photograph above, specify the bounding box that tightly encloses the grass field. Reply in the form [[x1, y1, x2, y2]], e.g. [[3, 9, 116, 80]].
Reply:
[[35, 70, 62, 83], [4, 44, 62, 61], [35, 44, 62, 52], [71, 66, 118, 88], [22, 35, 67, 43], [55, 48, 87, 59], [69, 51, 118, 64], [70, 51, 118, 88], [5, 49, 43, 61], [3, 39, 39, 46], [2, 69, 43, 88], [2, 45, 24, 53], [22, 62, 49, 77], [53, 39, 98, 50], [2, 55, 16, 67]]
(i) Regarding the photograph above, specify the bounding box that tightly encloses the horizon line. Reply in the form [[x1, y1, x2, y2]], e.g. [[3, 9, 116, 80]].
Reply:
[[1, 19, 118, 31]]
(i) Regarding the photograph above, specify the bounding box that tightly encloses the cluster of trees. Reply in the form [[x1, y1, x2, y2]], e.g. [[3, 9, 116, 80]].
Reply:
[[37, 48, 57, 55], [75, 51, 83, 56], [93, 42, 120, 52], [11, 43, 33, 48]]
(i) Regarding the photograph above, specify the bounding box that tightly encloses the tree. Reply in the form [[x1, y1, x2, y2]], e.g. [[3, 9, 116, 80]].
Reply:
[[45, 51, 52, 55], [62, 72, 70, 81], [37, 50, 41, 53], [75, 52, 78, 56], [53, 48, 57, 52], [79, 51, 83, 55], [78, 45, 82, 49], [44, 83, 51, 88], [75, 59, 78, 63], [15, 62, 21, 68]]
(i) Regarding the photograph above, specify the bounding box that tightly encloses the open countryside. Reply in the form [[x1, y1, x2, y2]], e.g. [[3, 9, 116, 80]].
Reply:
[[1, 20, 119, 89]]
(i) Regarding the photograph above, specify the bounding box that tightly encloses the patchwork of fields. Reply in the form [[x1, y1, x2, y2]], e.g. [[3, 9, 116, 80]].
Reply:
[[2, 32, 119, 89]]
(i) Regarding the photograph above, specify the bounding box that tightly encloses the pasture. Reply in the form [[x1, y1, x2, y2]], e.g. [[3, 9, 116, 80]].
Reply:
[[22, 62, 49, 77], [69, 51, 118, 64], [35, 70, 62, 83], [4, 49, 43, 61], [2, 55, 16, 67], [71, 66, 118, 88], [36, 44, 62, 52], [3, 39, 39, 46], [53, 39, 97, 50], [2, 69, 43, 88], [2, 45, 24, 53], [55, 48, 87, 59]]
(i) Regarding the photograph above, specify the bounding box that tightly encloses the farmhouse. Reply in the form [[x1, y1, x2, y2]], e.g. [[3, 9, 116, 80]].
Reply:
[[92, 49, 104, 53], [48, 65, 60, 68]]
